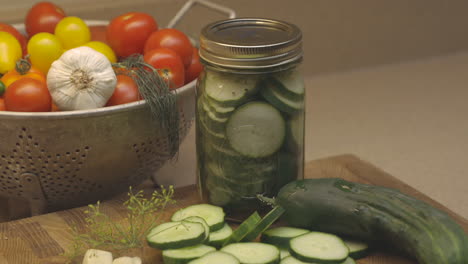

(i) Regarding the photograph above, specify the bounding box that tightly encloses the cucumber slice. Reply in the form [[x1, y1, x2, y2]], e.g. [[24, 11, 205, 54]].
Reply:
[[281, 256, 355, 264], [204, 107, 229, 133], [204, 93, 236, 119], [188, 251, 240, 264], [162, 244, 216, 264], [146, 221, 207, 250], [280, 256, 310, 264], [280, 249, 290, 259], [208, 223, 233, 248], [205, 71, 259, 106], [261, 84, 303, 114], [171, 204, 226, 232], [242, 206, 286, 242], [223, 211, 262, 246], [341, 257, 357, 264], [266, 70, 304, 101], [226, 101, 286, 158], [289, 232, 349, 263], [221, 242, 280, 264], [183, 216, 210, 240], [261, 226, 309, 248], [286, 113, 304, 151], [343, 239, 370, 259]]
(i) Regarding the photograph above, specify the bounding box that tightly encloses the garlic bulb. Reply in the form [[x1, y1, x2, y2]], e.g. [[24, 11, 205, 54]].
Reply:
[[47, 46, 117, 110]]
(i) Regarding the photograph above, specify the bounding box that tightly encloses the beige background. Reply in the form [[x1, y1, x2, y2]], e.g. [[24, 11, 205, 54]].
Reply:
[[2, 0, 468, 218]]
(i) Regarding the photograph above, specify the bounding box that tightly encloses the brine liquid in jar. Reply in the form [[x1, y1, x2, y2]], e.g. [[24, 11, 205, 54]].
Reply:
[[196, 18, 304, 216]]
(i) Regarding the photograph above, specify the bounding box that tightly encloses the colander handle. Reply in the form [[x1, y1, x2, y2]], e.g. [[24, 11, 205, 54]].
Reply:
[[166, 0, 236, 29]]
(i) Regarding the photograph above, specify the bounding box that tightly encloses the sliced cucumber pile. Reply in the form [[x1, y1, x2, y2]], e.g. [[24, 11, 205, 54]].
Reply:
[[242, 206, 286, 242], [150, 203, 366, 264], [260, 226, 309, 248], [289, 232, 349, 263], [208, 223, 233, 248], [187, 251, 239, 264], [162, 244, 216, 264], [223, 211, 262, 246], [221, 242, 280, 264], [146, 221, 207, 250], [343, 238, 371, 259], [171, 204, 226, 232]]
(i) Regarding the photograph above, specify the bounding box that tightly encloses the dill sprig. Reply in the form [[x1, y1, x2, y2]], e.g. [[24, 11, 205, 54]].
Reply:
[[113, 55, 180, 157], [64, 185, 175, 263]]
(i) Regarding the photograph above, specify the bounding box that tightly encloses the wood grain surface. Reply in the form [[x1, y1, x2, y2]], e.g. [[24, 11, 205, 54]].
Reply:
[[0, 154, 466, 264]]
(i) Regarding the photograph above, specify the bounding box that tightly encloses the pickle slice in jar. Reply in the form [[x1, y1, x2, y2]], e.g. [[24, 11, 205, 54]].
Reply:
[[267, 70, 305, 101], [203, 93, 236, 119], [204, 71, 260, 107], [226, 101, 286, 158], [260, 83, 304, 115], [286, 112, 305, 151]]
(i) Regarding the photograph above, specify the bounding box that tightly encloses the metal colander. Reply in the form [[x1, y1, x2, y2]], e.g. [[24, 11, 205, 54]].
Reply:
[[0, 0, 236, 216], [0, 84, 195, 214]]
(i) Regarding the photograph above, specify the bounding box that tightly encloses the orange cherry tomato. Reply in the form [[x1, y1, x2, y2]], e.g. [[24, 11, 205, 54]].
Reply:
[[0, 98, 5, 111], [106, 75, 140, 106], [1, 60, 46, 88], [4, 77, 51, 112]]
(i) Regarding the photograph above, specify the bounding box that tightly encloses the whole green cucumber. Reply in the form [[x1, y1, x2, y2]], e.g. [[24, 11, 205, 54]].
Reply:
[[276, 178, 468, 264]]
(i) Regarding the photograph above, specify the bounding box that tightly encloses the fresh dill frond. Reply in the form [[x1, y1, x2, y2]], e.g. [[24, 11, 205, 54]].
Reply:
[[64, 185, 175, 263], [113, 55, 181, 157]]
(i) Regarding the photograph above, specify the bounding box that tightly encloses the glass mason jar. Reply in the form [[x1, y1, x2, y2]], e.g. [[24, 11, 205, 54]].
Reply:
[[196, 18, 304, 214]]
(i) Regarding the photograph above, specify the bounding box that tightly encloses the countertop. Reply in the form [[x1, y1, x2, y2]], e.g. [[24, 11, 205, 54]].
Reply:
[[156, 51, 468, 219]]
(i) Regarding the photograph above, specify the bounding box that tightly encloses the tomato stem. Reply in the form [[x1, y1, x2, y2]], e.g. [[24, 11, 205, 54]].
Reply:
[[15, 56, 32, 75]]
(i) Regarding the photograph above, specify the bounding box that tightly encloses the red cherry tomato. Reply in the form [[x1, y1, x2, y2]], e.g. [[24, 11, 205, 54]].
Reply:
[[25, 2, 66, 37], [0, 23, 28, 56], [144, 28, 193, 68], [4, 78, 51, 112], [89, 25, 109, 44], [106, 12, 158, 58], [106, 75, 141, 106], [185, 47, 203, 84], [0, 98, 5, 111], [143, 48, 185, 90]]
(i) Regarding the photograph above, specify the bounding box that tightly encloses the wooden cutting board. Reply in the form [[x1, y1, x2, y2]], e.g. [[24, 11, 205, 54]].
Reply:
[[0, 154, 466, 264]]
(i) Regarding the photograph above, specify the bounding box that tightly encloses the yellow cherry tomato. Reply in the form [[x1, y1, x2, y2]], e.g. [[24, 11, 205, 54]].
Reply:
[[55, 16, 91, 50], [84, 41, 117, 63], [0, 32, 22, 74], [27, 33, 64, 74]]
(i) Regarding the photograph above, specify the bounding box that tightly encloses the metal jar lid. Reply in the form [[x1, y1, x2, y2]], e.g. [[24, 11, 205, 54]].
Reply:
[[199, 18, 302, 69]]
